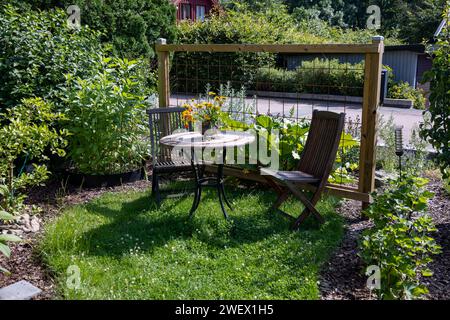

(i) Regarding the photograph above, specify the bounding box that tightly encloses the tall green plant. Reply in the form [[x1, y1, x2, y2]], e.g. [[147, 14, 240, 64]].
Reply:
[[359, 175, 441, 300], [24, 0, 177, 59], [0, 4, 102, 109], [0, 210, 21, 274], [62, 58, 149, 175], [420, 7, 450, 182], [0, 98, 68, 214], [388, 81, 426, 110]]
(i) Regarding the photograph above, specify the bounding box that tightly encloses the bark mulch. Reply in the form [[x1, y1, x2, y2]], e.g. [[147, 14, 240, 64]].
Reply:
[[319, 178, 450, 300]]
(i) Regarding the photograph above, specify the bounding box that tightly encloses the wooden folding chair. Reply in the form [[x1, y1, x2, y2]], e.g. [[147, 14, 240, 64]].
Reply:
[[261, 110, 345, 230]]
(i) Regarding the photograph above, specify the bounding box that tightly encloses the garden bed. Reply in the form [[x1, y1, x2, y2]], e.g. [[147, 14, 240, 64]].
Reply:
[[66, 168, 145, 189], [319, 177, 450, 300]]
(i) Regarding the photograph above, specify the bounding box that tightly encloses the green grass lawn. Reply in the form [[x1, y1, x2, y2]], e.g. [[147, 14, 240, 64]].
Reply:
[[39, 184, 344, 299]]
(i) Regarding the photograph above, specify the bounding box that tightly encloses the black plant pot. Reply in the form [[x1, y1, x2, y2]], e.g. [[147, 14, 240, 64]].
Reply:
[[67, 168, 144, 189]]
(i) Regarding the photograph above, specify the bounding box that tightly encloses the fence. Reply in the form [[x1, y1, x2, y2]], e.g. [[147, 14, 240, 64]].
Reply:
[[155, 37, 385, 205]]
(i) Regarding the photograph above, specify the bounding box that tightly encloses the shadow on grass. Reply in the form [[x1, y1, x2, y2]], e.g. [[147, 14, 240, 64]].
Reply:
[[76, 187, 329, 258]]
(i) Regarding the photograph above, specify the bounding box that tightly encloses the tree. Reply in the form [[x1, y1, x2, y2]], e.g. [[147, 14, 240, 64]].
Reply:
[[399, 0, 447, 43], [285, 0, 347, 27], [22, 0, 177, 59], [282, 0, 446, 43]]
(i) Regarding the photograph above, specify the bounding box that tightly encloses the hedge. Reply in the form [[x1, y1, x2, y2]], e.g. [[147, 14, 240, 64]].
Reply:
[[253, 59, 365, 96], [21, 0, 177, 59]]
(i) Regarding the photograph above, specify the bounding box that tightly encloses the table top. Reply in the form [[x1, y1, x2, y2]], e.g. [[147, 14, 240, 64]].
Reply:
[[160, 130, 255, 148]]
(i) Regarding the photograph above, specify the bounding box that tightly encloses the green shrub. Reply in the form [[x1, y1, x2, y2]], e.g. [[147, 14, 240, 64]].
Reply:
[[173, 2, 399, 94], [0, 98, 68, 215], [297, 59, 365, 96], [174, 5, 326, 92], [420, 7, 450, 182], [223, 110, 358, 179], [253, 59, 365, 96], [388, 81, 426, 110], [0, 4, 103, 109], [61, 58, 149, 175], [360, 175, 441, 300], [377, 115, 398, 173], [22, 0, 177, 59], [253, 68, 298, 92]]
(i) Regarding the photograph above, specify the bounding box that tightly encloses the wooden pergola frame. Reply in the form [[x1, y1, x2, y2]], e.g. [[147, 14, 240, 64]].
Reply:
[[155, 37, 385, 206]]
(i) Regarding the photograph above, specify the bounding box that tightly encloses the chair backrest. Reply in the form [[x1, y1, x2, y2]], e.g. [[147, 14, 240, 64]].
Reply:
[[297, 110, 345, 181], [147, 107, 187, 165]]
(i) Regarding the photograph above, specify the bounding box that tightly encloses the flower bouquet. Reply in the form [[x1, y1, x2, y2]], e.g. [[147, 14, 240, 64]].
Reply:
[[182, 92, 225, 134]]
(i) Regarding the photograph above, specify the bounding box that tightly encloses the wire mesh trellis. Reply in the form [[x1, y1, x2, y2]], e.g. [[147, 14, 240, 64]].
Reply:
[[155, 40, 384, 203]]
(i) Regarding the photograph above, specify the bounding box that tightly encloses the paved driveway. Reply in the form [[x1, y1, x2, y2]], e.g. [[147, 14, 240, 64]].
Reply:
[[170, 95, 425, 146]]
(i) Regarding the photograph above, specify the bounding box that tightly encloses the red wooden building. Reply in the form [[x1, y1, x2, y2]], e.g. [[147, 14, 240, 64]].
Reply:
[[171, 0, 218, 22]]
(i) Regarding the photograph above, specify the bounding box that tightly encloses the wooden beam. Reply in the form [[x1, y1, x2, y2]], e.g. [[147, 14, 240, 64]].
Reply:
[[205, 165, 372, 203], [155, 43, 383, 54], [156, 38, 171, 135], [359, 36, 384, 207]]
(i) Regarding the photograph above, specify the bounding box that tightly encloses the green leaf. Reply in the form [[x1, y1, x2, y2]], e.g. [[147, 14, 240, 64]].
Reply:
[[421, 269, 433, 277], [0, 265, 10, 274], [0, 243, 12, 258], [0, 210, 14, 221], [0, 234, 21, 243], [256, 115, 273, 129]]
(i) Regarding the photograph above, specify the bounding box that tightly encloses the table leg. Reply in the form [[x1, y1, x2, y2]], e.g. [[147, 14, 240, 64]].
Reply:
[[189, 147, 202, 218], [217, 163, 230, 220], [218, 162, 233, 211], [189, 147, 232, 220]]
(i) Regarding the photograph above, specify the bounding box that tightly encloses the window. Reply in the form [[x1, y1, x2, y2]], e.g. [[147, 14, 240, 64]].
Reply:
[[196, 5, 206, 22], [181, 4, 191, 20]]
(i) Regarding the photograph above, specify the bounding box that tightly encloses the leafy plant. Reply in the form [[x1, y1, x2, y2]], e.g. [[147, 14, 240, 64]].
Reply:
[[359, 175, 441, 300], [174, 3, 326, 93], [377, 115, 432, 174], [377, 115, 399, 173], [62, 58, 149, 175], [182, 92, 225, 129], [253, 68, 298, 92], [420, 7, 450, 183], [0, 210, 21, 274], [0, 98, 68, 214], [216, 83, 256, 124], [24, 0, 177, 60], [249, 112, 358, 178], [251, 113, 309, 171], [444, 178, 450, 196], [406, 126, 431, 172], [388, 81, 426, 110], [0, 4, 103, 109], [253, 59, 365, 97]]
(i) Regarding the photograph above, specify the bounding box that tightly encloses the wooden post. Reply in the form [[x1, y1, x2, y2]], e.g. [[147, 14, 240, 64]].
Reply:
[[359, 36, 384, 209], [156, 38, 170, 136]]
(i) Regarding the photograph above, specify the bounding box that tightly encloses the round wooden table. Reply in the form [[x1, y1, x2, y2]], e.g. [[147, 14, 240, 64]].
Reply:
[[160, 130, 255, 219]]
